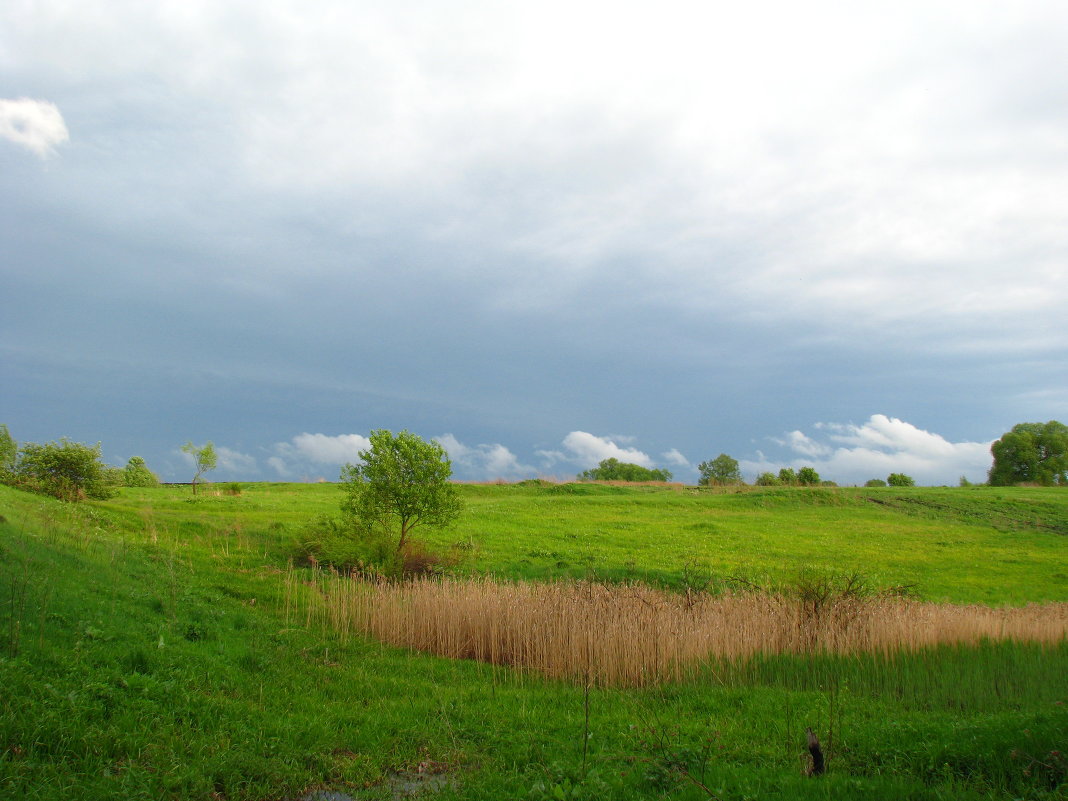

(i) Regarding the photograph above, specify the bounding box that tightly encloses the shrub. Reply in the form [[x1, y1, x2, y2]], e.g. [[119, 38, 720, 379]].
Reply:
[[14, 438, 115, 501], [291, 514, 397, 575], [0, 424, 16, 479], [123, 456, 160, 487], [797, 466, 821, 486], [578, 458, 672, 482], [887, 472, 916, 487], [865, 478, 887, 487], [755, 472, 780, 486]]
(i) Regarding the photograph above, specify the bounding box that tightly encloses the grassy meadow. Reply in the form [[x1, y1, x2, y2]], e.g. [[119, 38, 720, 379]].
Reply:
[[1, 480, 1066, 799]]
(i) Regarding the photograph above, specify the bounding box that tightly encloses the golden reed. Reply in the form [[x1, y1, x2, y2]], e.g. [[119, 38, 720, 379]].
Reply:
[[288, 573, 1068, 687]]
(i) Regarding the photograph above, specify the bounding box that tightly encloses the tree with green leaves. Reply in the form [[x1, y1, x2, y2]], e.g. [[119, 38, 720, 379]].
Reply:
[[887, 472, 915, 487], [797, 466, 821, 486], [698, 454, 742, 486], [755, 472, 780, 486], [14, 438, 114, 501], [340, 429, 463, 554], [181, 441, 217, 495], [864, 478, 887, 487], [778, 467, 798, 485], [578, 458, 672, 482], [988, 421, 1068, 486], [123, 456, 160, 487]]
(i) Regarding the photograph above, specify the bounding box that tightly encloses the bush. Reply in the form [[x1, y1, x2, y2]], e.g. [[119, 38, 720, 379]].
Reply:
[[0, 424, 16, 479], [578, 458, 672, 482], [887, 472, 916, 487], [14, 438, 115, 501], [291, 514, 397, 575], [865, 478, 887, 487], [123, 456, 160, 487], [797, 466, 821, 486], [755, 472, 780, 486]]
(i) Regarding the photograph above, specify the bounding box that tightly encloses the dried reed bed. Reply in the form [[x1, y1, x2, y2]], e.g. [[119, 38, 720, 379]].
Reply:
[[287, 573, 1068, 687]]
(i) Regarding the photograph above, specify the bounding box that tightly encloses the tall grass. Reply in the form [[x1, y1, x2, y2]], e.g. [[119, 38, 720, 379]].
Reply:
[[288, 572, 1068, 686]]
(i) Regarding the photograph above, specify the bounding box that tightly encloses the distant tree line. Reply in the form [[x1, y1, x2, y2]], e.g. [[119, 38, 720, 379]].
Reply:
[[579, 458, 672, 482]]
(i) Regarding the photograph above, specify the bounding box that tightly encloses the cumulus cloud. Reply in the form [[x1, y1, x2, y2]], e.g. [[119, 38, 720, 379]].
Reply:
[[216, 446, 258, 474], [266, 432, 371, 480], [745, 415, 993, 485], [539, 431, 655, 469], [279, 432, 371, 464], [661, 448, 690, 467], [0, 98, 69, 158], [435, 434, 534, 480]]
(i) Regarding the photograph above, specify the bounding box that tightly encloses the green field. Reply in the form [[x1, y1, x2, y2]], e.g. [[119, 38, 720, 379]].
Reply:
[[1, 481, 1066, 799]]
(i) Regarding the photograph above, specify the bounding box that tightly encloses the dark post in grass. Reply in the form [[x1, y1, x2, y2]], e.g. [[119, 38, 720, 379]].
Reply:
[[806, 727, 825, 776]]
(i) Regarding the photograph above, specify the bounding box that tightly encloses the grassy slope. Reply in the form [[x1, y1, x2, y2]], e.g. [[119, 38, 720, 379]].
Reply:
[[1, 482, 1066, 800]]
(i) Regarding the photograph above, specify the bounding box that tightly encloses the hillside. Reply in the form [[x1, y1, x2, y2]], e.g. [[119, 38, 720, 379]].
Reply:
[[1, 482, 1065, 800]]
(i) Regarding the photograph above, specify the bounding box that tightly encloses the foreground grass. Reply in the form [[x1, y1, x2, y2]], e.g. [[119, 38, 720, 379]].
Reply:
[[1, 483, 1066, 799]]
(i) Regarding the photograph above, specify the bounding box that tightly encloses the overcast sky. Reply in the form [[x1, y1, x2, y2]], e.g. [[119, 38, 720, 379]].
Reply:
[[2, 0, 1065, 485]]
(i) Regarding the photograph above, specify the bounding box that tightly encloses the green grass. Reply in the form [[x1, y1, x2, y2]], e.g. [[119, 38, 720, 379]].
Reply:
[[1, 481, 1066, 799]]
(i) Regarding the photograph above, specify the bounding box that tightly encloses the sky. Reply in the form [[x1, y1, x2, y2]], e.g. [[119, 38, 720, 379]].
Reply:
[[2, 0, 1065, 486]]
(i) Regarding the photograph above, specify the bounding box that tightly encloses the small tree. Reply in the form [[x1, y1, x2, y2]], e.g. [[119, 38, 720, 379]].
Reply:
[[124, 456, 160, 487], [181, 441, 217, 495], [755, 471, 780, 486], [887, 472, 915, 487], [778, 467, 798, 485], [14, 438, 114, 501], [698, 454, 742, 486], [864, 478, 887, 487], [340, 429, 463, 555], [797, 466, 821, 486], [578, 458, 672, 482]]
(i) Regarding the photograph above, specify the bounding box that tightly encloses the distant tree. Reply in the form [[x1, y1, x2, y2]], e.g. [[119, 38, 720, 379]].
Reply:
[[697, 454, 742, 486], [755, 472, 780, 486], [959, 475, 973, 488], [0, 424, 16, 478], [14, 438, 115, 501], [124, 456, 160, 487], [796, 466, 821, 486], [778, 467, 798, 486], [578, 458, 673, 482], [887, 472, 915, 487], [988, 421, 1068, 486], [864, 478, 887, 487], [181, 441, 217, 495], [340, 429, 463, 555]]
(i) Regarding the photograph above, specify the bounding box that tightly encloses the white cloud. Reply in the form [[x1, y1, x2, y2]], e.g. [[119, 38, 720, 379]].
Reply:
[[266, 432, 371, 479], [435, 433, 533, 479], [0, 98, 69, 158], [266, 455, 289, 476], [746, 415, 993, 485], [551, 431, 654, 469], [661, 448, 690, 467], [281, 432, 371, 464], [216, 446, 258, 473]]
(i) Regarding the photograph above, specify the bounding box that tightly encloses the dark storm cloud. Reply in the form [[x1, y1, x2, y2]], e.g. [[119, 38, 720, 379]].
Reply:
[[2, 0, 1065, 484]]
